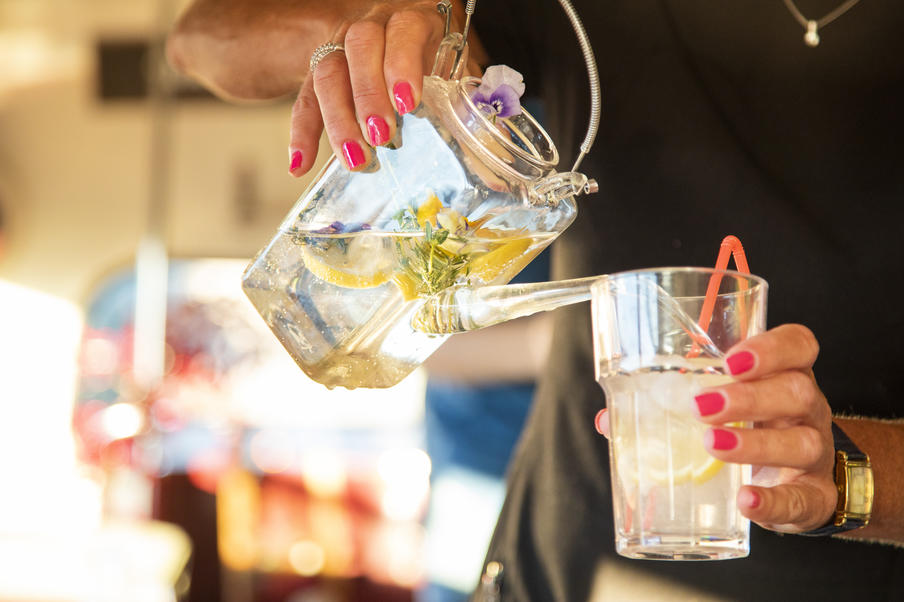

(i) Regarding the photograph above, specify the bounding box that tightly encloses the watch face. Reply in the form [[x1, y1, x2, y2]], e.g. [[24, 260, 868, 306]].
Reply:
[[845, 463, 874, 520]]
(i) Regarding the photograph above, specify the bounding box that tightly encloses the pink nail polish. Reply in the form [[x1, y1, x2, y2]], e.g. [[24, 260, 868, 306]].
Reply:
[[289, 150, 303, 173], [694, 392, 725, 417], [393, 81, 415, 115], [707, 428, 738, 451], [594, 409, 609, 436], [726, 351, 755, 375], [342, 140, 366, 169], [738, 488, 761, 509], [366, 115, 390, 146]]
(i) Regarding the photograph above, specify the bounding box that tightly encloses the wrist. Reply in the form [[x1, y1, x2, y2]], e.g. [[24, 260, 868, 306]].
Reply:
[[799, 422, 873, 537]]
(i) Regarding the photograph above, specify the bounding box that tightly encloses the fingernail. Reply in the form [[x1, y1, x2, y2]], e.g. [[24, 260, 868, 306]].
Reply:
[[289, 149, 303, 174], [366, 115, 390, 146], [342, 140, 366, 169], [706, 428, 738, 451], [726, 351, 755, 375], [694, 392, 725, 417], [738, 488, 761, 509], [393, 81, 415, 115], [594, 409, 610, 437]]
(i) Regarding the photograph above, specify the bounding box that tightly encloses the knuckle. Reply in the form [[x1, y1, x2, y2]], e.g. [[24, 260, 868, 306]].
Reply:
[[313, 59, 347, 90], [387, 9, 433, 35], [786, 486, 809, 522], [729, 381, 756, 413], [299, 92, 320, 115], [293, 86, 319, 115], [814, 393, 833, 423], [785, 371, 817, 414], [352, 85, 385, 106], [788, 324, 820, 361], [751, 429, 771, 458], [320, 112, 348, 140], [796, 427, 825, 466], [345, 20, 383, 53]]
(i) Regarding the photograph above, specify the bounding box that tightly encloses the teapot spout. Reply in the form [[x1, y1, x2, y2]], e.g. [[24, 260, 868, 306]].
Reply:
[[411, 276, 600, 334]]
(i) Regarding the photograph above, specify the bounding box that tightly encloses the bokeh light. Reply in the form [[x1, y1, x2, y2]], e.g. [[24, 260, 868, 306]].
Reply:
[[288, 540, 326, 577], [100, 402, 145, 440]]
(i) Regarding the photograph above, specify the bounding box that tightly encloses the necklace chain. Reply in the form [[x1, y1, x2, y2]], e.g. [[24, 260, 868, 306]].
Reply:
[[781, 0, 862, 47]]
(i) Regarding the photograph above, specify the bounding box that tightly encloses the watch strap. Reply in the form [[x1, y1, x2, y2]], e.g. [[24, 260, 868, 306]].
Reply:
[[799, 422, 872, 537]]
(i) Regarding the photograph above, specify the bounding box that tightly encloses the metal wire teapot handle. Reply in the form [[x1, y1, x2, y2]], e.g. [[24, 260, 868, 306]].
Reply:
[[557, 0, 600, 172], [432, 0, 469, 80]]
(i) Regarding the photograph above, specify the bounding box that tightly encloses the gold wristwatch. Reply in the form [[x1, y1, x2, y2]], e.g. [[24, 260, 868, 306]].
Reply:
[[801, 423, 874, 536]]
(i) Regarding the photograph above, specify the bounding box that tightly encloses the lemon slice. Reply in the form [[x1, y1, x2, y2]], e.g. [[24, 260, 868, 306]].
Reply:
[[616, 416, 724, 488], [616, 424, 720, 486], [300, 234, 393, 289], [469, 237, 533, 283], [613, 399, 732, 487], [392, 272, 421, 301], [416, 193, 443, 226], [644, 419, 723, 486], [609, 367, 740, 488]]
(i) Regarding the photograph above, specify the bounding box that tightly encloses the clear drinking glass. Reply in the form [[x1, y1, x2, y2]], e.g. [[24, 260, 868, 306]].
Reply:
[[591, 267, 768, 560]]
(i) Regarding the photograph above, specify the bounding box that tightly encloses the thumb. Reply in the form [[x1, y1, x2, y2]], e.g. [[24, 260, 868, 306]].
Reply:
[[738, 483, 835, 532]]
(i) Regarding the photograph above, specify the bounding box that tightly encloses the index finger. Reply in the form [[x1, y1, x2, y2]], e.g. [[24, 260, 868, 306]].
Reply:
[[383, 8, 446, 115], [723, 323, 820, 380]]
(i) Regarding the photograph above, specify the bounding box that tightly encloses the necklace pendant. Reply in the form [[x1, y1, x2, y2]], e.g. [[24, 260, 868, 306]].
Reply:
[[804, 20, 820, 46]]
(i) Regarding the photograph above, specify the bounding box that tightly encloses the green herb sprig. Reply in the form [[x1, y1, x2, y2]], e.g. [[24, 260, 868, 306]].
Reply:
[[393, 204, 472, 297]]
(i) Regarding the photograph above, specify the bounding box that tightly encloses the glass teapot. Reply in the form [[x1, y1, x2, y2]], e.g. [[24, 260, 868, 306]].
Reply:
[[242, 30, 598, 389]]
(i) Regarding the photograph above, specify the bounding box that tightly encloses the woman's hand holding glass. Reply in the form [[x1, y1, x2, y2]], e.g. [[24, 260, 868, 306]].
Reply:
[[596, 324, 839, 534]]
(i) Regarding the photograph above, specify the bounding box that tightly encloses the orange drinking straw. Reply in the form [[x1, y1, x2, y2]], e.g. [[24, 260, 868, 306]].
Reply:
[[698, 235, 750, 327], [711, 235, 749, 274], [689, 235, 751, 357]]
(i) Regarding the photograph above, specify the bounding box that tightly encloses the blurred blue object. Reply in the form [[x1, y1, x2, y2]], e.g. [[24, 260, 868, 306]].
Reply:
[[424, 381, 535, 478], [419, 241, 549, 600]]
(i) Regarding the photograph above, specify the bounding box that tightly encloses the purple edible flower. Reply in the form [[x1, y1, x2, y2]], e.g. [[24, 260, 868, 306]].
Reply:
[[471, 65, 525, 120], [314, 221, 371, 234]]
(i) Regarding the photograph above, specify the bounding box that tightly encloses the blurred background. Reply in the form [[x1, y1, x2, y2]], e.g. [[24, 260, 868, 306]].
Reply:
[[0, 1, 545, 601]]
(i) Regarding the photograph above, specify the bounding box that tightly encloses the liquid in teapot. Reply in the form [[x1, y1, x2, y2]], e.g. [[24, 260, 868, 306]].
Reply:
[[243, 195, 555, 389]]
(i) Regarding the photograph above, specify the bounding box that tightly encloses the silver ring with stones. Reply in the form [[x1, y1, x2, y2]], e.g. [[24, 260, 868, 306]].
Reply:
[[309, 42, 345, 72]]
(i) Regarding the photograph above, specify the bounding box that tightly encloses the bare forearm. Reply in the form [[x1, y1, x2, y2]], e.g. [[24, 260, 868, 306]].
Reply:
[[835, 416, 904, 545], [167, 0, 485, 102], [167, 0, 352, 101]]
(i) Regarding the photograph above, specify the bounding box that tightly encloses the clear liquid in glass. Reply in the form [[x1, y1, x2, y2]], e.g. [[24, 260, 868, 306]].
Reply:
[[602, 358, 750, 560]]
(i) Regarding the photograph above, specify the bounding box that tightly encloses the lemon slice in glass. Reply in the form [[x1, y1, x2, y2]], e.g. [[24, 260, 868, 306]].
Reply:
[[300, 234, 393, 289], [646, 416, 725, 486], [616, 411, 725, 487]]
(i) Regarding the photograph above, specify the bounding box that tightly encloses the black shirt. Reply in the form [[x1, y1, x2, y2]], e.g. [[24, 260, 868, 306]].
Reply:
[[475, 1, 904, 600]]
